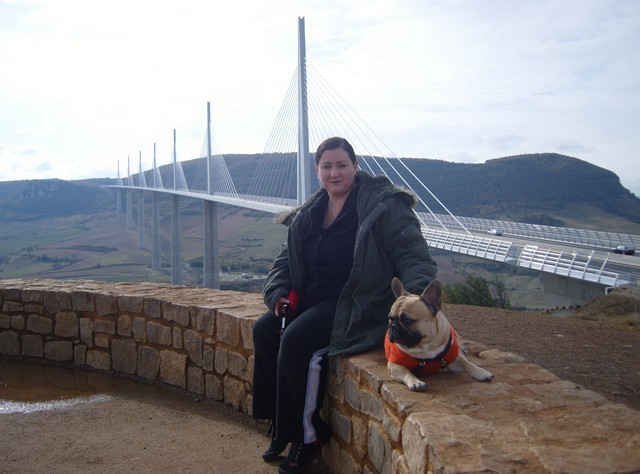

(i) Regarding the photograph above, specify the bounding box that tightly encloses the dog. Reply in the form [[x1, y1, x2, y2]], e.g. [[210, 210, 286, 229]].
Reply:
[[385, 277, 494, 391]]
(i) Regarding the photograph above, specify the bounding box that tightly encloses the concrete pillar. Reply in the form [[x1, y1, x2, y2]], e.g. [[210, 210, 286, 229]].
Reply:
[[126, 190, 134, 229], [171, 195, 182, 284], [202, 200, 220, 289], [151, 192, 160, 270], [115, 188, 121, 214], [138, 191, 144, 249], [541, 273, 606, 306]]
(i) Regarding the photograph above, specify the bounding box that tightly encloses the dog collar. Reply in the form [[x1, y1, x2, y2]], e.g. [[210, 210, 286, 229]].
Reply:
[[384, 327, 460, 376], [417, 329, 454, 369]]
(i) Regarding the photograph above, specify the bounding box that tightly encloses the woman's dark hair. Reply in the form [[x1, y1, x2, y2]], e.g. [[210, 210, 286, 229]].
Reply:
[[315, 137, 356, 165]]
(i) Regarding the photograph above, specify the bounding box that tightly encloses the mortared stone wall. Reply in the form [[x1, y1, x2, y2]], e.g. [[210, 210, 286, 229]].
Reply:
[[1, 279, 639, 473]]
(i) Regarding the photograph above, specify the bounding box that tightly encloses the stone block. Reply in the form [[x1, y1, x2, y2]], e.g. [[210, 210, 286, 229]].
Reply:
[[367, 421, 391, 474], [2, 288, 21, 301], [137, 345, 160, 380], [243, 393, 253, 417], [22, 334, 43, 357], [94, 319, 116, 335], [215, 347, 228, 374], [160, 350, 187, 388], [205, 374, 223, 401], [74, 344, 87, 365], [337, 448, 362, 474], [163, 302, 190, 326], [43, 291, 72, 313], [217, 311, 240, 346], [203, 344, 214, 371], [10, 315, 25, 330], [322, 438, 340, 473], [227, 352, 247, 378], [391, 450, 409, 474], [183, 329, 203, 366], [345, 376, 361, 411], [71, 291, 95, 312], [22, 290, 43, 303], [86, 349, 111, 371], [223, 375, 245, 410], [351, 416, 368, 460], [95, 294, 117, 316], [328, 373, 344, 403], [188, 366, 204, 395], [143, 299, 162, 319], [194, 307, 215, 335], [242, 355, 254, 383], [94, 333, 110, 348], [55, 311, 78, 338], [383, 407, 402, 443], [45, 340, 73, 361], [79, 318, 93, 347], [24, 303, 43, 314], [0, 331, 20, 355], [147, 321, 172, 346], [118, 295, 144, 314], [0, 313, 10, 328], [112, 339, 137, 374], [401, 414, 429, 474], [3, 301, 23, 313], [27, 314, 53, 335], [239, 316, 256, 351], [331, 411, 352, 443], [132, 317, 146, 342], [173, 327, 183, 349], [360, 389, 383, 421], [117, 314, 132, 336]]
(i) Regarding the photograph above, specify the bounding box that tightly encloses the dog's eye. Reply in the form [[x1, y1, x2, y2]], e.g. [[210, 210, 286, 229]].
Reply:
[[399, 314, 414, 325]]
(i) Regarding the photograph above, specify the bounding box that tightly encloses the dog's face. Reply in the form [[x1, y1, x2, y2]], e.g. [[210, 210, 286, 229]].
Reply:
[[388, 277, 442, 349]]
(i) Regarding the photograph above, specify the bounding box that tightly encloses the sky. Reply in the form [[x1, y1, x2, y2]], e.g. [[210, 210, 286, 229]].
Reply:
[[1, 0, 639, 194]]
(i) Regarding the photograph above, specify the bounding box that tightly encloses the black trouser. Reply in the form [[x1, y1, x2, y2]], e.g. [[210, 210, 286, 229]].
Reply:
[[252, 300, 335, 443]]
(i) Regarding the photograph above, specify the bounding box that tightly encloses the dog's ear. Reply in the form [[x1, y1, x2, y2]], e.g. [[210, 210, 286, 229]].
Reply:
[[420, 280, 442, 312], [391, 277, 409, 298]]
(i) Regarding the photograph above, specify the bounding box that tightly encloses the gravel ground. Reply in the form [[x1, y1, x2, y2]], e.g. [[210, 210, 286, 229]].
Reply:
[[445, 304, 640, 410]]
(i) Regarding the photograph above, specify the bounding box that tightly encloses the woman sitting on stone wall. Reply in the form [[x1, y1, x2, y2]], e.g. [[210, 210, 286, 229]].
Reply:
[[252, 136, 437, 474]]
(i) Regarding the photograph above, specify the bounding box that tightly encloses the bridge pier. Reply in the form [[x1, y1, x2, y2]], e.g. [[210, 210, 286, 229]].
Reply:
[[202, 201, 220, 289], [541, 273, 606, 306], [171, 195, 182, 284], [126, 190, 134, 229], [151, 192, 160, 270], [138, 191, 144, 249]]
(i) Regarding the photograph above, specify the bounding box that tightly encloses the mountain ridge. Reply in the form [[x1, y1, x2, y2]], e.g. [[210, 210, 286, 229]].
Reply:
[[0, 153, 638, 230]]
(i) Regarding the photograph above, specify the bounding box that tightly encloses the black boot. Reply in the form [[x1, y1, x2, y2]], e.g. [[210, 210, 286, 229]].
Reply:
[[263, 437, 288, 462], [278, 441, 318, 474], [262, 422, 288, 462]]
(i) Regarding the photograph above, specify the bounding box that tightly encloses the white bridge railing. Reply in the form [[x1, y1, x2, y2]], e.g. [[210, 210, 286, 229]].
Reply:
[[517, 245, 625, 287], [422, 227, 512, 262]]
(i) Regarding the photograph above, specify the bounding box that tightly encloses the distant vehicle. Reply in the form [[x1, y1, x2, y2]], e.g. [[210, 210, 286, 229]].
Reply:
[[487, 228, 503, 236], [613, 245, 636, 255]]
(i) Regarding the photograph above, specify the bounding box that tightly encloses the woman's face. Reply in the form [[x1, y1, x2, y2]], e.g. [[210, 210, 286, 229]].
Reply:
[[316, 148, 357, 198]]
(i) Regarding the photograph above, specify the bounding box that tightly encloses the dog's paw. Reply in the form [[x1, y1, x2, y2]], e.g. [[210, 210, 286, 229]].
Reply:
[[408, 380, 428, 392], [476, 370, 494, 382]]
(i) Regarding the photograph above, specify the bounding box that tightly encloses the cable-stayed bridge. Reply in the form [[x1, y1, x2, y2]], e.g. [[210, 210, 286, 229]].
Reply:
[[108, 17, 640, 295]]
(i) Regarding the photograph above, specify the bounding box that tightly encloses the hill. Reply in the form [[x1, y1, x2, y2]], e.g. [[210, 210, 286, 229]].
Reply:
[[0, 179, 113, 221]]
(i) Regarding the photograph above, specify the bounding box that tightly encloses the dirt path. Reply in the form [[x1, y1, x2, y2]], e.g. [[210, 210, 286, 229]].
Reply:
[[0, 362, 330, 474]]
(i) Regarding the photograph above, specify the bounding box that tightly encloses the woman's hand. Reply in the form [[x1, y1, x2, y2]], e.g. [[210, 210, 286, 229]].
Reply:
[[274, 297, 291, 317]]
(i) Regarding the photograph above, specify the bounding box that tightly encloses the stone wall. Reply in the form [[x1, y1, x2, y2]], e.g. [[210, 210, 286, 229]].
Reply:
[[1, 279, 639, 474]]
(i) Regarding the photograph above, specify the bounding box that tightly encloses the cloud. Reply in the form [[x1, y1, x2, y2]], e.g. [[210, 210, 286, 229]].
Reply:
[[0, 0, 638, 192]]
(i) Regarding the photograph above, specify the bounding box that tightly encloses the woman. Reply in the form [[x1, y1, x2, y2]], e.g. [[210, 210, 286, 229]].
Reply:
[[253, 137, 437, 474]]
